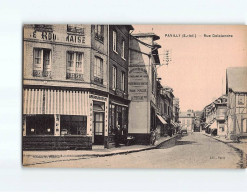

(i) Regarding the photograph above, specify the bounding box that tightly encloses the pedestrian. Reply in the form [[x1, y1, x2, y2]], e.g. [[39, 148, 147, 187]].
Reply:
[[115, 125, 121, 147], [150, 129, 156, 145]]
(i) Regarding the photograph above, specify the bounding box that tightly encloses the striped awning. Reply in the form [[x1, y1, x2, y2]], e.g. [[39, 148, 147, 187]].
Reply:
[[157, 114, 167, 124], [23, 88, 90, 115], [170, 120, 176, 126]]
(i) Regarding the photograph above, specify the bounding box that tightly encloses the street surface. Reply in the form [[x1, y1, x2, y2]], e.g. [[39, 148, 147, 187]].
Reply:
[[26, 133, 244, 168]]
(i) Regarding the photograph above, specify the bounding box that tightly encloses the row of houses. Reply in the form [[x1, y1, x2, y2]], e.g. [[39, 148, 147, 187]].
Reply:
[[202, 67, 247, 140], [22, 24, 180, 150]]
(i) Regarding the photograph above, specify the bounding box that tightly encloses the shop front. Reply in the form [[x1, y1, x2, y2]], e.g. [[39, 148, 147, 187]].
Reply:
[[108, 100, 129, 148], [22, 87, 96, 150]]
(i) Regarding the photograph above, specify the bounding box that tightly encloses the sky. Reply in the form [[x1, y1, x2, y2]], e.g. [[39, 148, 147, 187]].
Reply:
[[133, 25, 247, 112]]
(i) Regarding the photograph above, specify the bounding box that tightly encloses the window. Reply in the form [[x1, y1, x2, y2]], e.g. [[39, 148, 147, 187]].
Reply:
[[33, 48, 51, 77], [26, 115, 54, 135], [237, 95, 245, 106], [243, 119, 247, 133], [113, 30, 117, 53], [66, 51, 84, 80], [94, 25, 104, 42], [121, 40, 125, 59], [121, 71, 125, 91], [94, 57, 103, 84], [112, 66, 117, 90], [60, 115, 87, 135]]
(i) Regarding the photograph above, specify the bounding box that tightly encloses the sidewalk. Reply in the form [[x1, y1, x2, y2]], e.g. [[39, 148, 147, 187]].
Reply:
[[23, 134, 179, 166], [203, 132, 247, 155]]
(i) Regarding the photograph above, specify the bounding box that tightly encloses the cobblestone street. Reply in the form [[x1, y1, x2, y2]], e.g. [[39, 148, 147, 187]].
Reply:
[[25, 133, 245, 168]]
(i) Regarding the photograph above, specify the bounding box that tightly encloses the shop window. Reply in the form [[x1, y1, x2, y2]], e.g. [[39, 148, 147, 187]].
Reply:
[[94, 25, 104, 42], [121, 40, 125, 59], [121, 71, 125, 91], [94, 56, 103, 84], [113, 30, 117, 53], [60, 115, 87, 135], [26, 115, 54, 135], [33, 48, 51, 77], [66, 51, 84, 80], [112, 66, 117, 90]]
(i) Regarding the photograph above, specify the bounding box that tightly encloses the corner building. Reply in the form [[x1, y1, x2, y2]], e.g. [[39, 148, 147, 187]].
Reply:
[[22, 24, 109, 150]]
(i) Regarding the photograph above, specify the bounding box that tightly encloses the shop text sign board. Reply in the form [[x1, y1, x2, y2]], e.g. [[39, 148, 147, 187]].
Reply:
[[128, 66, 148, 102], [24, 25, 89, 45]]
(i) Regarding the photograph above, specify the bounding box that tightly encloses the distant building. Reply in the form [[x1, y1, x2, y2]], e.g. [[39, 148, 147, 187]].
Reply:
[[202, 95, 228, 136], [226, 67, 247, 140], [179, 110, 195, 133], [194, 111, 202, 132], [156, 81, 178, 137]]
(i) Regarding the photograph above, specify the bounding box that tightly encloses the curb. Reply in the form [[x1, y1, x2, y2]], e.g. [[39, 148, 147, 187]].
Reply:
[[67, 134, 179, 158], [24, 135, 179, 161], [202, 133, 247, 157]]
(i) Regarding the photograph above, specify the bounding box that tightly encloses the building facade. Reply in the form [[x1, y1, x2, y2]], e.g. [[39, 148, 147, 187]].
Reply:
[[128, 33, 161, 144], [156, 82, 177, 137], [108, 25, 133, 147], [226, 67, 247, 140], [202, 95, 227, 136], [22, 24, 133, 150], [179, 110, 195, 133]]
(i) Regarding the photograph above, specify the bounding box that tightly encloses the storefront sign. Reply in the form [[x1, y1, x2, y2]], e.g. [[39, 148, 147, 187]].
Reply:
[[89, 94, 107, 102], [128, 66, 148, 102]]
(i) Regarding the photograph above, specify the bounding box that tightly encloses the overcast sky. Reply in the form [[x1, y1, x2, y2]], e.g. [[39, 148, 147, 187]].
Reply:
[[133, 25, 247, 112]]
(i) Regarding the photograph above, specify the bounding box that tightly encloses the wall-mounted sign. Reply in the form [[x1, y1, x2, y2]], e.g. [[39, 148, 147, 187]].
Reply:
[[128, 66, 148, 102], [89, 94, 107, 102]]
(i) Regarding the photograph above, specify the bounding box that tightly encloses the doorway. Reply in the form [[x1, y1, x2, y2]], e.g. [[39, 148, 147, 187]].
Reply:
[[93, 112, 105, 145]]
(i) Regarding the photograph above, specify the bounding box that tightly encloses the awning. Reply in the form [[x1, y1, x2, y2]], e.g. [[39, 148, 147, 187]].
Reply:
[[156, 114, 167, 124], [209, 120, 217, 129], [170, 120, 176, 126]]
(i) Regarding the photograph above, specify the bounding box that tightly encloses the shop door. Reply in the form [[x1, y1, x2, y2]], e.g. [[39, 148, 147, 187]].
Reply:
[[94, 112, 104, 145]]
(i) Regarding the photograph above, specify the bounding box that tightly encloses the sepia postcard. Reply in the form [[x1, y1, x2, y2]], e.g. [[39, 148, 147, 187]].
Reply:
[[22, 24, 247, 168]]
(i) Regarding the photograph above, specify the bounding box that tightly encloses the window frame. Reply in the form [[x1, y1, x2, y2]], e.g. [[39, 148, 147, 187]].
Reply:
[[121, 39, 125, 60], [33, 48, 51, 78], [121, 71, 125, 91], [112, 66, 117, 90], [66, 51, 84, 80], [94, 25, 104, 42], [94, 56, 104, 84], [113, 30, 117, 53]]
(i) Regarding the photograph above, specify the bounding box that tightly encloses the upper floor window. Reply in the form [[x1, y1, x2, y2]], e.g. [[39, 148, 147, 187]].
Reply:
[[113, 30, 117, 53], [112, 66, 117, 90], [121, 71, 125, 91], [94, 25, 104, 42], [237, 95, 245, 106], [33, 48, 51, 77], [67, 25, 85, 35], [66, 51, 84, 80], [94, 57, 103, 84], [121, 40, 125, 59]]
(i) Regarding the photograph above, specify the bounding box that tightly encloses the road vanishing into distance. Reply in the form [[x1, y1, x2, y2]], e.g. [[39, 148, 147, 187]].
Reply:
[[25, 133, 245, 168]]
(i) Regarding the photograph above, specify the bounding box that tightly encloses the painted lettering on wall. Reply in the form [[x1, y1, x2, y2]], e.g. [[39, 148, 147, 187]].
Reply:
[[128, 66, 149, 102], [66, 34, 85, 44]]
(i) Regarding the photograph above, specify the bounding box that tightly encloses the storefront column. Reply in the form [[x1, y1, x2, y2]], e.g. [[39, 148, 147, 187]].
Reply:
[[22, 115, 26, 136], [54, 114, 60, 136], [87, 100, 93, 136]]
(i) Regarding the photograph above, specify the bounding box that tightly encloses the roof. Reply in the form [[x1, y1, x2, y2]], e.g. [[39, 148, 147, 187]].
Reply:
[[226, 67, 247, 93], [179, 111, 195, 118], [132, 32, 160, 41]]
